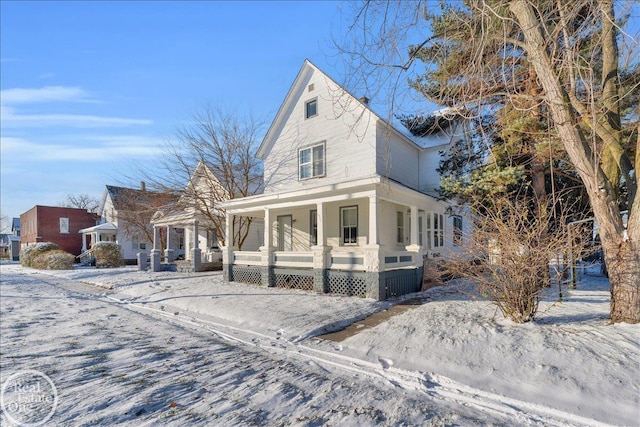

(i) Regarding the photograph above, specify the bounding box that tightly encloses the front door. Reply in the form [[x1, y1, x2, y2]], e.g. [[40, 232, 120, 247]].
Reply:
[[277, 215, 293, 251]]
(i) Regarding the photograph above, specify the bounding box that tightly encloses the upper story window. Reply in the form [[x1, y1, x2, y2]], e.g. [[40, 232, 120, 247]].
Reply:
[[299, 142, 325, 180], [305, 98, 317, 119], [59, 217, 69, 234]]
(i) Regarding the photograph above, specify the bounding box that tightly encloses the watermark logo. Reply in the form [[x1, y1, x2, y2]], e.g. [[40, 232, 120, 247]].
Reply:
[[1, 370, 58, 426]]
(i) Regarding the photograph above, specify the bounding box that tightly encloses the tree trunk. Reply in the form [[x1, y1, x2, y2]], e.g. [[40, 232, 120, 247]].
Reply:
[[604, 239, 640, 323], [510, 0, 639, 323]]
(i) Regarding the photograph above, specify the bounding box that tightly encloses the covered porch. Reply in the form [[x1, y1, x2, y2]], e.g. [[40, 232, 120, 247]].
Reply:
[[150, 208, 220, 272], [222, 176, 450, 300], [78, 222, 118, 265]]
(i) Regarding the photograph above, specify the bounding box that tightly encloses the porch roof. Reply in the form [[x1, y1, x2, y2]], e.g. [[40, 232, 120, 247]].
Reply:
[[221, 175, 441, 216], [79, 222, 118, 234], [151, 207, 215, 228]]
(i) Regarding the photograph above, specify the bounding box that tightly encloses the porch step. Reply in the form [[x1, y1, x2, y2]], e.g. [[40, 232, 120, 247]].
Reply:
[[174, 260, 194, 273]]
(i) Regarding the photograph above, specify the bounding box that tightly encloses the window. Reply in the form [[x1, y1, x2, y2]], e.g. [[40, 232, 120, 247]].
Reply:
[[132, 235, 147, 250], [305, 98, 317, 119], [396, 211, 404, 244], [434, 213, 444, 247], [299, 142, 325, 180], [340, 206, 358, 245], [310, 210, 318, 246], [453, 215, 463, 246], [418, 215, 424, 246], [59, 217, 69, 234]]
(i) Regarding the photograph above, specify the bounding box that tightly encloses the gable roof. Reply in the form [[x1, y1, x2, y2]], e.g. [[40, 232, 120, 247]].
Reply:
[[102, 184, 178, 216], [257, 59, 469, 160], [11, 218, 20, 231], [256, 59, 455, 161]]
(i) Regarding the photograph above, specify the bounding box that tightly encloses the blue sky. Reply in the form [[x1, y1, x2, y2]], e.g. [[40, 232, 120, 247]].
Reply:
[[1, 1, 347, 225], [1, 1, 638, 229]]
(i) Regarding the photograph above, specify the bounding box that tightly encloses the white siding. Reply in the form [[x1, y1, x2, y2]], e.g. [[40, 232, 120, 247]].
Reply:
[[376, 125, 420, 189], [263, 69, 378, 194], [418, 146, 444, 195]]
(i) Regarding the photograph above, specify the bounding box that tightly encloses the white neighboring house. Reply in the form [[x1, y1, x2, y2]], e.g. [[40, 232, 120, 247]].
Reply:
[[221, 59, 472, 300], [150, 162, 263, 272], [79, 184, 177, 264]]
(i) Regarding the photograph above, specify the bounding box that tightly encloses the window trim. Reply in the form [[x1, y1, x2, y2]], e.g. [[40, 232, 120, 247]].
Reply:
[[298, 141, 326, 181], [304, 97, 318, 119], [340, 205, 358, 246], [59, 217, 69, 234]]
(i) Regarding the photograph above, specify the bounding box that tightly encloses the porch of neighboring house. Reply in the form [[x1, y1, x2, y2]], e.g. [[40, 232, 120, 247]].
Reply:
[[78, 222, 118, 265], [149, 210, 221, 273], [222, 177, 450, 300]]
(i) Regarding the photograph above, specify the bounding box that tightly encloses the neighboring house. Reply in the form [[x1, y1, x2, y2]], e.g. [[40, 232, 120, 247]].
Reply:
[[8, 218, 20, 261], [0, 234, 9, 259], [221, 59, 471, 300], [80, 183, 177, 264], [12, 217, 20, 237], [150, 162, 263, 272], [19, 206, 100, 256]]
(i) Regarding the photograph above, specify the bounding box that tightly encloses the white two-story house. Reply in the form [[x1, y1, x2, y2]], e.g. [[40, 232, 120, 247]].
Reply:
[[221, 60, 470, 300]]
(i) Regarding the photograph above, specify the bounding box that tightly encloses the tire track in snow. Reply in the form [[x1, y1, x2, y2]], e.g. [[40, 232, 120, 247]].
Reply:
[[106, 295, 614, 427]]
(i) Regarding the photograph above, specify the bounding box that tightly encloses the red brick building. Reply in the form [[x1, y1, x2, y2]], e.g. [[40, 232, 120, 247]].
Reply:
[[20, 206, 100, 256]]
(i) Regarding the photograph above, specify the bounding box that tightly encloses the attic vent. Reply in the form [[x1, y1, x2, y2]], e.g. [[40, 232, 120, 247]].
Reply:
[[308, 83, 314, 92]]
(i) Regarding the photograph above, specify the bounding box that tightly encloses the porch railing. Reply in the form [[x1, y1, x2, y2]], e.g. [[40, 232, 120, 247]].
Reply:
[[229, 249, 420, 271], [274, 251, 313, 268], [232, 251, 261, 266], [383, 251, 416, 269], [329, 252, 365, 271]]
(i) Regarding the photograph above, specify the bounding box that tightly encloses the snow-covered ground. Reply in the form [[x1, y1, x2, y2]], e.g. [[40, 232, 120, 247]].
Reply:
[[1, 262, 638, 426]]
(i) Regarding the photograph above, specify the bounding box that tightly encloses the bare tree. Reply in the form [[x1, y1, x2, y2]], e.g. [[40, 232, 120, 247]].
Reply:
[[0, 211, 10, 234], [134, 103, 264, 250], [446, 193, 591, 323], [58, 193, 100, 213], [110, 186, 177, 250], [339, 0, 639, 323]]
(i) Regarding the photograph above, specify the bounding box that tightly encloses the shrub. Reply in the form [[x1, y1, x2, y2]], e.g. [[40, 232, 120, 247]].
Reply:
[[92, 242, 123, 268], [20, 242, 60, 267], [20, 243, 75, 270], [36, 250, 75, 270], [443, 195, 588, 323]]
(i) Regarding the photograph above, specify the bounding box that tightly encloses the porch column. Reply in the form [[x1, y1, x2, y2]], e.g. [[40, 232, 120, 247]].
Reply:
[[164, 226, 175, 263], [410, 206, 418, 246], [260, 208, 274, 287], [222, 212, 237, 281], [364, 195, 384, 300], [368, 195, 379, 245], [150, 226, 162, 272], [263, 208, 272, 248], [192, 220, 201, 272], [81, 233, 87, 252], [312, 202, 329, 293]]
